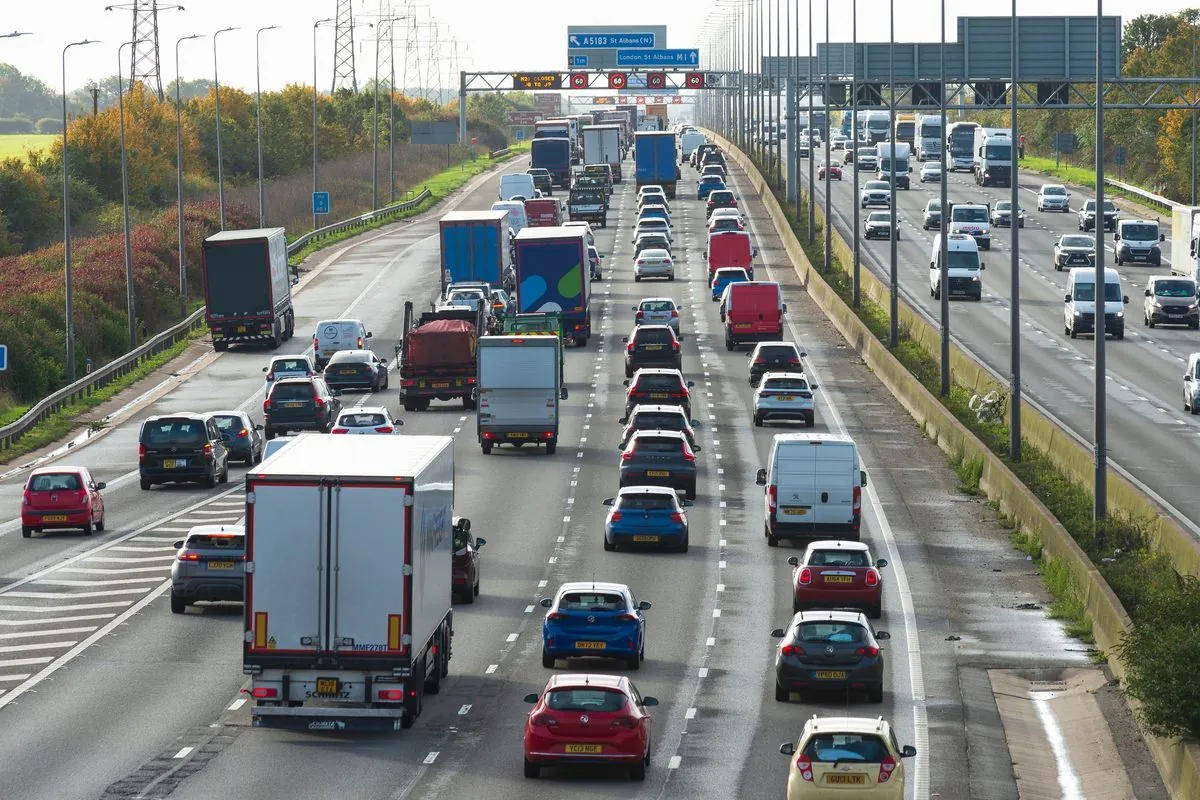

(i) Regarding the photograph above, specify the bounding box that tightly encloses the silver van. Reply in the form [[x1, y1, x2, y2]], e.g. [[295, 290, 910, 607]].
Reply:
[[755, 433, 868, 546], [312, 319, 372, 370]]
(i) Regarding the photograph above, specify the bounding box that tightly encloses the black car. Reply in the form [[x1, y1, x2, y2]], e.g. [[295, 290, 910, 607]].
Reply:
[[771, 611, 889, 704], [139, 413, 230, 490], [623, 325, 682, 377], [323, 349, 389, 392], [706, 189, 738, 218], [747, 341, 806, 386], [527, 168, 553, 195], [618, 404, 699, 449], [211, 410, 265, 464], [264, 376, 342, 438], [618, 430, 698, 499], [452, 517, 486, 605], [623, 368, 695, 418]]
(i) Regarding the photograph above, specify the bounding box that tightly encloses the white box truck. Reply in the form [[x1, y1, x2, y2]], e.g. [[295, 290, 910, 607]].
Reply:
[[680, 130, 707, 164], [972, 127, 1012, 187], [582, 124, 624, 183], [876, 142, 913, 190], [243, 434, 462, 732], [1171, 206, 1200, 280], [477, 334, 566, 455]]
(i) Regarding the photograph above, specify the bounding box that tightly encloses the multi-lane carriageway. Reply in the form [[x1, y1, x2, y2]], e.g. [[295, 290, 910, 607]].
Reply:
[[0, 148, 1167, 799]]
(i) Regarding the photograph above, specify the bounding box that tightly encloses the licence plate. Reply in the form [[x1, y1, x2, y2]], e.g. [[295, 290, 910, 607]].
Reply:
[[814, 670, 847, 679], [508, 432, 529, 438], [163, 458, 188, 469], [782, 507, 808, 516], [339, 369, 357, 374], [643, 344, 664, 351], [1169, 314, 1184, 318], [775, 395, 795, 401], [207, 561, 234, 570], [633, 535, 660, 543], [284, 402, 304, 408], [575, 642, 606, 650], [824, 575, 854, 584], [735, 323, 752, 329], [826, 774, 865, 785], [565, 744, 602, 754], [316, 678, 340, 694], [236, 325, 247, 333], [647, 470, 670, 477], [649, 392, 669, 399], [432, 382, 450, 389], [42, 514, 68, 522]]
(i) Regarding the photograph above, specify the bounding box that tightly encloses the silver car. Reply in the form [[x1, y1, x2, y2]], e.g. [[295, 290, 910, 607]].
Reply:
[[635, 249, 675, 281], [1036, 183, 1071, 212], [170, 524, 246, 614], [753, 372, 818, 427], [1185, 353, 1200, 414], [635, 298, 682, 333], [330, 406, 404, 434], [262, 354, 315, 397]]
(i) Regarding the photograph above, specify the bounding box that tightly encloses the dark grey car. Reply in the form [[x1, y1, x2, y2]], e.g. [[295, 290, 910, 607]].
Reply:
[[623, 325, 682, 377], [323, 349, 389, 392], [139, 414, 230, 490], [264, 377, 342, 438], [618, 429, 699, 499], [170, 524, 245, 614], [619, 404, 700, 450], [771, 610, 889, 704], [747, 341, 807, 386], [212, 411, 264, 464]]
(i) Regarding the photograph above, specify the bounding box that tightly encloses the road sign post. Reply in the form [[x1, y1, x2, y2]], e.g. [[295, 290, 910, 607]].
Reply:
[[615, 49, 701, 68], [312, 192, 330, 216]]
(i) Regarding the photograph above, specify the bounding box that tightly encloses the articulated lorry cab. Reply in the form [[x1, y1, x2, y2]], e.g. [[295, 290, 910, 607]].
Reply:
[[1172, 207, 1200, 280], [243, 434, 462, 732], [915, 114, 943, 162], [202, 228, 295, 351], [973, 128, 1012, 187]]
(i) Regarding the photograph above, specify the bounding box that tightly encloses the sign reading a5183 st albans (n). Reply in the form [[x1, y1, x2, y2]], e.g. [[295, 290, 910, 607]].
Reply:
[[567, 25, 667, 71]]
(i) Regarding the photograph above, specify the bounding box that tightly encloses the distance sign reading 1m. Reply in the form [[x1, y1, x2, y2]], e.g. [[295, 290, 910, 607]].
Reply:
[[514, 73, 563, 90]]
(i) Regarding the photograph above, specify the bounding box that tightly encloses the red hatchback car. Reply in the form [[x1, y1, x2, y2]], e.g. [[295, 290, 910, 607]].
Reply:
[[787, 540, 888, 618], [21, 466, 106, 538], [523, 673, 659, 781]]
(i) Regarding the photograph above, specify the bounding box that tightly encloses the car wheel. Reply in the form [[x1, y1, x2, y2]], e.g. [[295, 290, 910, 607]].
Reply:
[[604, 536, 615, 552], [627, 654, 640, 671], [220, 462, 230, 484], [630, 762, 646, 781], [474, 572, 481, 597], [541, 650, 555, 669], [766, 529, 778, 548], [140, 479, 152, 491], [1145, 315, 1151, 327], [461, 583, 475, 605], [868, 683, 885, 704], [21, 526, 32, 539], [753, 413, 763, 427], [524, 760, 540, 780], [1069, 326, 1077, 339], [775, 683, 790, 702], [205, 470, 217, 489], [677, 535, 689, 554], [869, 601, 883, 619], [95, 513, 105, 532], [170, 592, 187, 614]]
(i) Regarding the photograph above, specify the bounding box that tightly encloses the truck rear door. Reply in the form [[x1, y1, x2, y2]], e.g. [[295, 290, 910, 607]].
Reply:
[[246, 482, 326, 655], [813, 444, 857, 526], [331, 484, 410, 656], [479, 343, 557, 427]]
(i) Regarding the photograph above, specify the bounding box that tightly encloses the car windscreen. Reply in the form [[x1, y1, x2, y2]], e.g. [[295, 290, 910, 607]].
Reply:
[[947, 250, 980, 269], [711, 220, 740, 231], [869, 213, 890, 222], [952, 208, 988, 223], [617, 493, 677, 511], [1061, 236, 1094, 249], [631, 413, 685, 431], [1042, 186, 1067, 195], [633, 374, 682, 391], [572, 190, 605, 202], [995, 202, 1012, 211], [560, 592, 625, 611], [632, 437, 683, 453], [185, 533, 245, 551], [926, 201, 941, 211], [1121, 224, 1158, 240], [270, 382, 315, 401], [338, 412, 387, 427], [983, 143, 1010, 159], [802, 734, 889, 764], [29, 473, 82, 491], [810, 549, 869, 567], [141, 419, 207, 446], [1072, 282, 1124, 302], [545, 689, 627, 713], [1154, 280, 1196, 298], [634, 328, 674, 344], [864, 182, 888, 190]]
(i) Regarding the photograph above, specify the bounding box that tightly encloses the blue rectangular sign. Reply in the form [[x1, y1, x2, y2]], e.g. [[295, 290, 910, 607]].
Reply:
[[0, 344, 6, 371], [312, 191, 330, 215], [568, 33, 655, 49], [571, 55, 588, 68], [616, 49, 700, 67]]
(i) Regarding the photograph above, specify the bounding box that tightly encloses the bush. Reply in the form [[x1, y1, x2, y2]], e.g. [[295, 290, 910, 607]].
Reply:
[[0, 117, 34, 133], [35, 117, 63, 134]]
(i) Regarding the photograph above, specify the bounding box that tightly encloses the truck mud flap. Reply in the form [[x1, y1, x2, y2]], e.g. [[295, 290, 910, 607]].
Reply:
[[251, 705, 407, 732]]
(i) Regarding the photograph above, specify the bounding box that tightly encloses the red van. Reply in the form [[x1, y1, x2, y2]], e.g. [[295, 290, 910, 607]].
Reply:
[[724, 281, 786, 350], [706, 230, 754, 281], [524, 198, 562, 227]]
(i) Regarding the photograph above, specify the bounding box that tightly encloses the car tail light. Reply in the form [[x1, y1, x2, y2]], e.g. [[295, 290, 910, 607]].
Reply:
[[22, 490, 30, 506], [865, 568, 880, 587], [795, 754, 814, 782], [615, 613, 637, 621], [263, 398, 271, 412], [237, 428, 250, 439], [252, 687, 279, 699], [266, 371, 275, 381], [203, 442, 214, 459], [374, 426, 394, 434], [672, 340, 680, 351], [313, 391, 325, 409], [682, 448, 695, 464], [530, 713, 558, 728], [627, 342, 635, 353], [546, 612, 565, 620], [378, 689, 405, 701], [877, 754, 898, 783], [856, 645, 881, 657], [138, 444, 146, 461], [609, 511, 623, 522], [753, 357, 766, 364], [797, 567, 812, 585], [357, 336, 364, 348], [671, 309, 679, 318], [331, 428, 349, 434], [635, 311, 644, 320], [670, 511, 684, 523], [789, 358, 802, 365], [768, 484, 778, 514], [621, 449, 634, 462], [853, 485, 862, 516], [177, 551, 200, 561], [611, 717, 639, 729], [781, 644, 806, 657]]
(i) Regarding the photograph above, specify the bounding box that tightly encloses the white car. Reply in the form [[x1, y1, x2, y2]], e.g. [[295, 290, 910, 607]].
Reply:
[[860, 180, 891, 208], [919, 162, 942, 183], [1036, 183, 1071, 212], [635, 297, 681, 333], [709, 208, 744, 223], [561, 220, 595, 247], [638, 185, 667, 202], [634, 249, 675, 281], [330, 406, 404, 435], [752, 372, 817, 427], [632, 219, 673, 243], [1185, 353, 1200, 414], [262, 354, 315, 397]]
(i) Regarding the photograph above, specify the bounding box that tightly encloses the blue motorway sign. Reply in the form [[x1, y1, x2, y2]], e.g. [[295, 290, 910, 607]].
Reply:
[[312, 191, 330, 215], [568, 32, 655, 49], [616, 49, 700, 67], [571, 55, 588, 68], [0, 344, 6, 371]]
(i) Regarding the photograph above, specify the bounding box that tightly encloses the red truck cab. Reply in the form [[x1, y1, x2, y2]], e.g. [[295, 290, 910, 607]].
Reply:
[[706, 230, 755, 281], [724, 281, 786, 350], [524, 197, 562, 227]]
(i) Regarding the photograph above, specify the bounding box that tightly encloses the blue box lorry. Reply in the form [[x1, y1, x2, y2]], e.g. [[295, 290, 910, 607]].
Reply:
[[634, 130, 679, 199], [438, 210, 512, 296], [513, 227, 591, 347]]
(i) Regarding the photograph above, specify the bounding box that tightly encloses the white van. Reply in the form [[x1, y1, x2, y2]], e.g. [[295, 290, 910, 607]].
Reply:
[[929, 233, 985, 301], [1064, 267, 1129, 340], [491, 201, 528, 234], [755, 433, 868, 545], [312, 318, 372, 370], [499, 173, 536, 201]]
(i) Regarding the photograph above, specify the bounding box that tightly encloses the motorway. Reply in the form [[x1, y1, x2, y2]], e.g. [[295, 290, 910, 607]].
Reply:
[[790, 143, 1200, 537], [0, 145, 1156, 799]]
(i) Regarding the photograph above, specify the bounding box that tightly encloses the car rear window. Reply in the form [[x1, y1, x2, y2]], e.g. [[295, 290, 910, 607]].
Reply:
[[339, 413, 387, 427], [185, 533, 245, 550], [797, 622, 867, 643], [29, 473, 82, 492], [560, 592, 625, 611], [545, 689, 627, 713], [763, 378, 809, 391], [329, 351, 370, 365], [633, 437, 683, 453], [270, 382, 315, 401], [701, 177, 723, 184], [641, 301, 674, 313], [759, 345, 798, 360], [810, 549, 869, 567], [633, 374, 682, 391], [635, 328, 673, 344], [272, 359, 310, 373], [710, 191, 734, 202], [142, 419, 207, 446], [803, 734, 889, 764], [631, 412, 685, 431], [617, 493, 677, 511], [212, 415, 244, 432]]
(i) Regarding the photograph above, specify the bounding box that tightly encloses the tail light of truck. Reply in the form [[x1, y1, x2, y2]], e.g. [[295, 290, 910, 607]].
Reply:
[[312, 337, 319, 351], [853, 485, 862, 516], [378, 689, 405, 701], [797, 567, 812, 585], [768, 484, 778, 514], [481, 431, 496, 440], [251, 687, 278, 699], [541, 431, 554, 439]]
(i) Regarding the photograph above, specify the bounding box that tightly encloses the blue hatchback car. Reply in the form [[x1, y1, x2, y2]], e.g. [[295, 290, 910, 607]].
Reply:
[[603, 486, 692, 552], [711, 267, 751, 301], [541, 581, 651, 670], [697, 175, 726, 200]]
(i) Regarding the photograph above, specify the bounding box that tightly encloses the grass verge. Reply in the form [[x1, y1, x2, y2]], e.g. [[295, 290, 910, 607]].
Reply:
[[1017, 154, 1164, 210], [748, 151, 1200, 739]]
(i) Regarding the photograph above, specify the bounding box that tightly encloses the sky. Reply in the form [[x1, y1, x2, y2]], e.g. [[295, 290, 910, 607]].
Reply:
[[1, 0, 1196, 96]]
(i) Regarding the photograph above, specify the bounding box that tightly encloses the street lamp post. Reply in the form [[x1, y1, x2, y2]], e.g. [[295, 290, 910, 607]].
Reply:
[[939, 0, 950, 396], [1094, 0, 1108, 521], [62, 38, 97, 384], [176, 33, 204, 318], [806, 0, 814, 247], [256, 26, 280, 228], [117, 39, 144, 348], [370, 18, 402, 211], [1009, 0, 1022, 458], [887, 0, 898, 348], [822, 0, 831, 273], [213, 26, 239, 231], [851, 0, 860, 306], [313, 17, 335, 232]]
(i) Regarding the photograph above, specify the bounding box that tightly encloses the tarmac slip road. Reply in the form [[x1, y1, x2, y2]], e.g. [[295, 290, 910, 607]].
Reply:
[[809, 154, 1200, 537]]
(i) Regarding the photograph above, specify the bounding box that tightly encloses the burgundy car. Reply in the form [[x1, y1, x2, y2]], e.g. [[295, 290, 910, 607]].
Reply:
[[787, 540, 888, 618], [452, 517, 485, 604], [818, 164, 843, 181]]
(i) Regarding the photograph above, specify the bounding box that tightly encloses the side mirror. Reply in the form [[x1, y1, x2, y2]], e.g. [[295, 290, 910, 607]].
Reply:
[[1187, 374, 1194, 382], [690, 419, 699, 427], [523, 693, 539, 704], [1113, 232, 1120, 240], [752, 247, 759, 257], [642, 696, 660, 707], [474, 537, 486, 548], [1161, 233, 1167, 242], [1123, 295, 1130, 304], [780, 742, 797, 756], [560, 387, 569, 400], [255, 424, 264, 431], [637, 601, 652, 611], [395, 419, 405, 427], [603, 498, 615, 506], [860, 469, 869, 487], [809, 384, 819, 390], [539, 598, 553, 608], [332, 389, 342, 396], [632, 306, 638, 311], [456, 518, 471, 533], [876, 630, 892, 640], [787, 556, 799, 566], [682, 499, 694, 507], [366, 332, 373, 338], [1145, 289, 1152, 297], [930, 261, 936, 269], [693, 445, 702, 452], [781, 303, 788, 313], [95, 481, 107, 490], [262, 366, 269, 373], [756, 468, 767, 485], [901, 745, 917, 759], [876, 558, 888, 568], [702, 250, 708, 258], [173, 540, 185, 549], [686, 381, 695, 387], [770, 628, 786, 638], [618, 417, 628, 425], [1064, 293, 1071, 303], [980, 264, 986, 270], [623, 379, 630, 387]]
